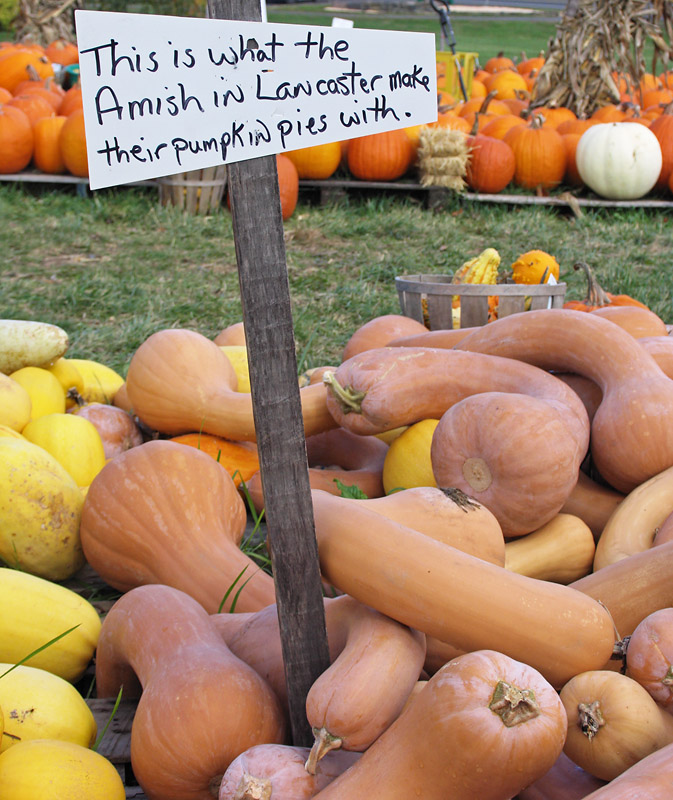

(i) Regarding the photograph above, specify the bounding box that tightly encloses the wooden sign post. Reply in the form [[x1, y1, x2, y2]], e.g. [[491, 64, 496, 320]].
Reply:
[[75, 6, 437, 745]]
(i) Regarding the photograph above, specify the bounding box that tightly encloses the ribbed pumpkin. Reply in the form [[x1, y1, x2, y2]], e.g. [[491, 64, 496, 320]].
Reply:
[[562, 132, 583, 186], [0, 48, 54, 94], [6, 93, 55, 128], [504, 112, 567, 190], [58, 85, 83, 116], [483, 54, 516, 73], [466, 131, 516, 193], [33, 115, 67, 173], [0, 105, 33, 173], [347, 129, 413, 181], [536, 106, 577, 128], [479, 113, 526, 141], [648, 102, 673, 190], [485, 68, 529, 100], [285, 141, 341, 180], [12, 78, 64, 111], [59, 108, 88, 177], [44, 39, 79, 66]]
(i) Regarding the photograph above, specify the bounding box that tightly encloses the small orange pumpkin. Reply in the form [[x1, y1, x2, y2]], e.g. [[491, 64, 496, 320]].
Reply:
[[59, 108, 88, 177], [6, 93, 55, 128], [510, 249, 561, 285], [285, 141, 341, 180], [44, 39, 79, 67], [0, 104, 34, 173], [503, 112, 567, 190], [563, 262, 650, 311], [347, 128, 413, 182], [33, 115, 67, 173]]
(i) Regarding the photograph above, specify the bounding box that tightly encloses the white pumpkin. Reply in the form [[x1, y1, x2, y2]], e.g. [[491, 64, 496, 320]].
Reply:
[[576, 122, 663, 200]]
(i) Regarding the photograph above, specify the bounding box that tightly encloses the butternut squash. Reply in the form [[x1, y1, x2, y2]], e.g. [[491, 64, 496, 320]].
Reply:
[[388, 326, 479, 348], [505, 513, 595, 583], [654, 510, 673, 546], [577, 741, 673, 799], [517, 751, 606, 800], [560, 669, 673, 781], [589, 305, 668, 338], [341, 314, 428, 361], [80, 440, 276, 614], [125, 328, 336, 441], [455, 308, 673, 493], [95, 584, 285, 800], [593, 464, 673, 570], [311, 489, 616, 688], [310, 650, 567, 800], [572, 541, 673, 639], [218, 744, 360, 800], [554, 372, 603, 422], [560, 470, 624, 542], [625, 608, 673, 711], [640, 334, 673, 378]]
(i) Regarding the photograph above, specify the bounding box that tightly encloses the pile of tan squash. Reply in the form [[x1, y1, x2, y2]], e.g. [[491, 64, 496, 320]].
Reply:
[[3, 298, 673, 798]]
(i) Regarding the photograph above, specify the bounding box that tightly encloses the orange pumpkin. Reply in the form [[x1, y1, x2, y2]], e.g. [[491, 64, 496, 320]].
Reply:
[[648, 103, 673, 190], [276, 153, 298, 220], [562, 132, 583, 186], [32, 115, 67, 173], [483, 53, 516, 74], [563, 262, 649, 312], [57, 85, 83, 117], [0, 86, 12, 103], [536, 106, 577, 128], [0, 104, 33, 173], [59, 107, 88, 177], [485, 68, 529, 100], [479, 113, 526, 140], [44, 39, 79, 67], [0, 48, 54, 94], [503, 113, 567, 190], [285, 141, 341, 180], [466, 131, 515, 193], [347, 129, 413, 182], [6, 93, 55, 128]]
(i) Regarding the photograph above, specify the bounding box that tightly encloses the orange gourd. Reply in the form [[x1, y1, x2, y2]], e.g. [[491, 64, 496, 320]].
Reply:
[[0, 104, 33, 173], [311, 649, 568, 800], [626, 608, 673, 711], [125, 328, 336, 442], [311, 489, 615, 688], [95, 584, 285, 800], [510, 248, 560, 284], [80, 439, 277, 613], [560, 669, 673, 781], [347, 128, 413, 181]]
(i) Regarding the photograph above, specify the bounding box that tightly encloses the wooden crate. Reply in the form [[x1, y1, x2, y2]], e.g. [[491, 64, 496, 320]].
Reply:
[[157, 166, 227, 215], [396, 274, 567, 329]]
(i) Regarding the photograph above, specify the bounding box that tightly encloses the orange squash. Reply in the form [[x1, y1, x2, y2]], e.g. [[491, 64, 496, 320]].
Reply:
[[455, 308, 673, 493], [311, 489, 615, 688], [72, 402, 143, 460], [213, 320, 246, 346], [576, 742, 673, 799], [560, 669, 673, 781], [639, 335, 673, 378], [80, 440, 277, 613], [310, 650, 567, 800], [125, 328, 336, 442], [95, 584, 285, 799], [589, 305, 667, 337], [626, 608, 673, 711], [341, 314, 428, 361], [654, 510, 673, 546], [560, 470, 624, 542], [169, 432, 259, 487], [517, 751, 606, 799]]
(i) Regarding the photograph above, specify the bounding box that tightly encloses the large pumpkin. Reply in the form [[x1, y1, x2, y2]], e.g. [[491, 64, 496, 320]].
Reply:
[[0, 105, 33, 173], [347, 129, 413, 181], [503, 112, 566, 190], [576, 122, 662, 199]]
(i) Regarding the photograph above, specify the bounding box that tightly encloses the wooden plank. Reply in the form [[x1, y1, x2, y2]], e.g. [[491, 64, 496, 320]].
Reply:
[[207, 0, 331, 748]]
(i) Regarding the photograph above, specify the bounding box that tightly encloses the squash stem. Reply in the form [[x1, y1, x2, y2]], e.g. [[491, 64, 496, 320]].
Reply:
[[578, 700, 605, 740], [489, 680, 541, 727], [322, 372, 365, 415], [305, 726, 343, 775], [662, 665, 673, 687], [233, 772, 272, 800]]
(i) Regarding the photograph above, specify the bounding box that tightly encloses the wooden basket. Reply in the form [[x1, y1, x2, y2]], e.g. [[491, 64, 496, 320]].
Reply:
[[396, 274, 567, 330], [157, 166, 227, 215]]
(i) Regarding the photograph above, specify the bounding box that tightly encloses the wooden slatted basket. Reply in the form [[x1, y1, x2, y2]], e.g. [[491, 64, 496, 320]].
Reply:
[[396, 274, 567, 329], [157, 165, 227, 215]]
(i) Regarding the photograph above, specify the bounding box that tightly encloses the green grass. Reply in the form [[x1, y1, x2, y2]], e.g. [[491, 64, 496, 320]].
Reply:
[[1, 182, 671, 378]]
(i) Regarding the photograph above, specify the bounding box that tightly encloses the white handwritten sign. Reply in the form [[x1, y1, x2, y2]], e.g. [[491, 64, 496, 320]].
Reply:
[[74, 10, 438, 190]]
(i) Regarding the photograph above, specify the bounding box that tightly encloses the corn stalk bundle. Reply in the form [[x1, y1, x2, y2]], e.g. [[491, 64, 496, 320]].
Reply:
[[530, 0, 673, 118], [13, 0, 80, 45], [417, 127, 469, 191]]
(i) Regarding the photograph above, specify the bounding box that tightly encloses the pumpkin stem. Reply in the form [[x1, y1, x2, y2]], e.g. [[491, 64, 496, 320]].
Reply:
[[572, 262, 613, 308], [478, 89, 498, 116], [662, 665, 673, 687], [233, 772, 272, 800], [305, 726, 343, 775], [489, 680, 541, 727], [439, 486, 481, 511], [322, 372, 365, 415], [578, 700, 605, 740]]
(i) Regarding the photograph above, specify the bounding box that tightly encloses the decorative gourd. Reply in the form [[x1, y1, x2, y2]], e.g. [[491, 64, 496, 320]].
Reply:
[[248, 426, 388, 513], [560, 669, 673, 781], [347, 129, 413, 182], [305, 595, 426, 770], [0, 373, 31, 432], [572, 541, 673, 638], [0, 568, 100, 683], [593, 464, 673, 570], [0, 438, 84, 581], [80, 439, 276, 613], [454, 307, 673, 493], [563, 262, 649, 311], [341, 314, 428, 361], [517, 751, 606, 800], [218, 744, 360, 800], [503, 112, 567, 190], [125, 328, 336, 441], [0, 663, 97, 753], [310, 489, 616, 688], [311, 650, 567, 800], [576, 122, 663, 199], [59, 108, 88, 177], [510, 249, 560, 284], [0, 739, 125, 800], [504, 513, 595, 583], [560, 470, 624, 542], [72, 402, 143, 460], [95, 584, 286, 800], [576, 742, 673, 800], [0, 105, 34, 174], [430, 391, 585, 536], [625, 608, 673, 710]]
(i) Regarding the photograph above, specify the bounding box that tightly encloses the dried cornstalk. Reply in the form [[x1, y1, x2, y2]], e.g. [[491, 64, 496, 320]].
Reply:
[[13, 0, 79, 45], [531, 0, 673, 118]]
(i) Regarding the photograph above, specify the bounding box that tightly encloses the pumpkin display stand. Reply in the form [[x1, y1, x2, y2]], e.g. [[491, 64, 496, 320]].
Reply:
[[157, 165, 227, 215], [396, 274, 567, 329]]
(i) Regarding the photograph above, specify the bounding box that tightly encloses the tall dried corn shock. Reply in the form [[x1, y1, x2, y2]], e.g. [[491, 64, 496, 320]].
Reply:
[[530, 0, 673, 117]]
